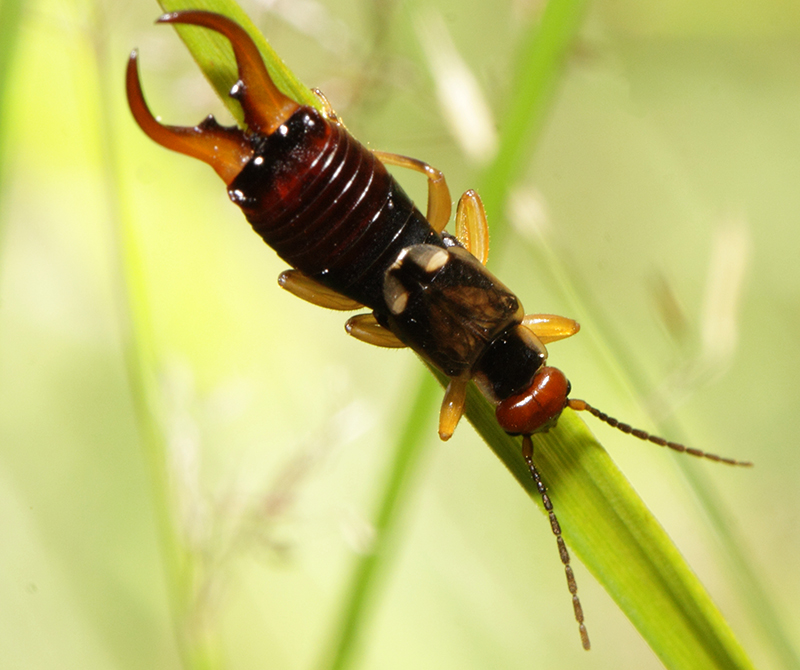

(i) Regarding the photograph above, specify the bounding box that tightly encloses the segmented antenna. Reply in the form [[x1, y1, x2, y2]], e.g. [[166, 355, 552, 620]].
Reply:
[[567, 399, 753, 467], [522, 435, 591, 651]]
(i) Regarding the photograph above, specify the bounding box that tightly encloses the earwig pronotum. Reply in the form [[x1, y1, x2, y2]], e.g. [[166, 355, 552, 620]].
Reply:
[[126, 11, 753, 651]]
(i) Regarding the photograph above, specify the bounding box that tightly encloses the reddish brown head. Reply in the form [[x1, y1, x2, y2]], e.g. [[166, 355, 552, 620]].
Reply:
[[494, 366, 570, 435]]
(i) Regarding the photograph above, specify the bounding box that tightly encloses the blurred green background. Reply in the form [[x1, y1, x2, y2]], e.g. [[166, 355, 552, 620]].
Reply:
[[2, 0, 799, 668]]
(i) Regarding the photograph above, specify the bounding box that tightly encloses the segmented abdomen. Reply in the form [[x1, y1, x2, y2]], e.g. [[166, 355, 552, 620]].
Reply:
[[228, 106, 441, 310]]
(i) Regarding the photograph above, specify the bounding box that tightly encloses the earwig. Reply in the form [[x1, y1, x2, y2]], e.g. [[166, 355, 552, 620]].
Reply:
[[126, 11, 752, 651]]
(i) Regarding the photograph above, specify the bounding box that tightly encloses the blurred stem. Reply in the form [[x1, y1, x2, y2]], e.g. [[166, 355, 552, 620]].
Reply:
[[0, 0, 23, 241], [319, 371, 440, 670], [90, 3, 220, 668], [479, 0, 589, 247]]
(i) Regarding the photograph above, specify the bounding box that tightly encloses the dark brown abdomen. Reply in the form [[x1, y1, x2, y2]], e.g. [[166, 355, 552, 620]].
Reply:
[[228, 106, 442, 310]]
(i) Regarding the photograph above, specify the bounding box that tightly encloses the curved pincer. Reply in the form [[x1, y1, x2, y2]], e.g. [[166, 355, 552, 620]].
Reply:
[[157, 11, 300, 136], [126, 50, 252, 185]]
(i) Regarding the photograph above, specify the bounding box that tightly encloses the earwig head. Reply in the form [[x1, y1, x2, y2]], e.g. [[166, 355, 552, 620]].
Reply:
[[126, 11, 301, 185], [495, 366, 570, 435]]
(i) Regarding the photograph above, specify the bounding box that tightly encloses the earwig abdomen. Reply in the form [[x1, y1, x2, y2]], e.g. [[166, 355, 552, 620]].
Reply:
[[229, 106, 443, 310]]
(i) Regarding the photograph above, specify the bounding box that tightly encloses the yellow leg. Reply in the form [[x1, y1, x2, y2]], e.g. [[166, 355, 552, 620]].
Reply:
[[438, 379, 468, 441], [454, 189, 489, 265], [345, 314, 407, 348], [372, 151, 452, 234], [278, 270, 363, 311], [521, 314, 580, 344]]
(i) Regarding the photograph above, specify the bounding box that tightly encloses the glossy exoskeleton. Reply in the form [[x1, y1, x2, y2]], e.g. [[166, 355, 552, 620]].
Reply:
[[127, 11, 752, 651]]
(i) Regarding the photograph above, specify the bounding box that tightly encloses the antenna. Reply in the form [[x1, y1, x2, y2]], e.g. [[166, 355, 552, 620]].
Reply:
[[568, 399, 753, 467], [522, 435, 591, 650]]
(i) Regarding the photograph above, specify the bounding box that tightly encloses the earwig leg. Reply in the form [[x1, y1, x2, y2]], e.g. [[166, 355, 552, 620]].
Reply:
[[522, 314, 580, 345], [126, 52, 252, 185], [438, 379, 468, 441], [278, 270, 363, 311], [455, 190, 489, 266], [522, 435, 591, 650], [372, 151, 452, 234], [157, 11, 300, 136], [344, 314, 407, 348]]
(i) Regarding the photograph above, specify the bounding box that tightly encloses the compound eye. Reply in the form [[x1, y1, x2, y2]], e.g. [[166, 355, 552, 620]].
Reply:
[[495, 366, 570, 435]]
